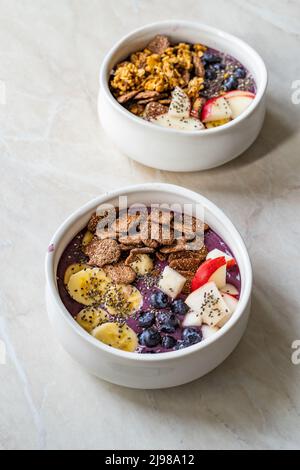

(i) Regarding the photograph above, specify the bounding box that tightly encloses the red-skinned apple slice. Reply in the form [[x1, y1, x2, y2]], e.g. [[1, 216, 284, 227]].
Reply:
[[220, 283, 239, 297], [206, 248, 236, 268], [224, 90, 255, 99], [182, 310, 202, 328], [191, 256, 226, 291], [224, 90, 255, 119], [202, 324, 219, 339], [201, 96, 232, 123], [169, 87, 190, 118]]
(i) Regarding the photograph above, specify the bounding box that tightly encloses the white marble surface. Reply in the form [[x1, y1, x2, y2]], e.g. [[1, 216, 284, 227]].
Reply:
[[0, 0, 300, 450]]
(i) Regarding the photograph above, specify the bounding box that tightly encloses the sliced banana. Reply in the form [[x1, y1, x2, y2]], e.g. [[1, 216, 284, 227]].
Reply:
[[92, 322, 138, 352], [64, 263, 88, 285], [205, 118, 231, 128], [76, 307, 109, 333], [128, 254, 154, 275], [104, 284, 143, 317], [67, 267, 110, 305], [82, 230, 94, 247]]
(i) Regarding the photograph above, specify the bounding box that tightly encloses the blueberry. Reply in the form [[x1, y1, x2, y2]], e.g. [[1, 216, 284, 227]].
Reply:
[[171, 299, 189, 316], [157, 311, 179, 333], [138, 311, 155, 328], [182, 327, 202, 346], [223, 76, 238, 91], [151, 291, 169, 309], [213, 62, 225, 71], [205, 68, 217, 80], [161, 335, 177, 349], [234, 67, 246, 78], [139, 327, 161, 347], [202, 52, 221, 64]]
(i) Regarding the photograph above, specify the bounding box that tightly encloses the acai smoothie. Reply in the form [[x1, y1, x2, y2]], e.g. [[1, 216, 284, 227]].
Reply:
[[109, 34, 256, 131]]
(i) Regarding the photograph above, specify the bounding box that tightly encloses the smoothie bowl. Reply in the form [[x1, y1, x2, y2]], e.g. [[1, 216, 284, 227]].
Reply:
[[99, 21, 267, 171], [45, 184, 252, 388]]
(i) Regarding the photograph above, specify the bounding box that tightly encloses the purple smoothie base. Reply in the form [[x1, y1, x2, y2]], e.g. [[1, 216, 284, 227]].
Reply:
[[200, 47, 256, 98], [57, 228, 241, 354]]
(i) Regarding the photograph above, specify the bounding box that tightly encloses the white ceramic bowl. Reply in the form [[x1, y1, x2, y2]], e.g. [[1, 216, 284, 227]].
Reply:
[[45, 183, 252, 389], [98, 20, 267, 172]]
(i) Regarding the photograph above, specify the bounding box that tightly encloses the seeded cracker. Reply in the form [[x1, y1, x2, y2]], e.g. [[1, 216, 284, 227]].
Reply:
[[168, 246, 208, 263], [118, 234, 143, 246], [85, 238, 121, 267], [134, 90, 161, 100], [103, 261, 136, 284], [87, 213, 100, 233], [192, 53, 205, 78]]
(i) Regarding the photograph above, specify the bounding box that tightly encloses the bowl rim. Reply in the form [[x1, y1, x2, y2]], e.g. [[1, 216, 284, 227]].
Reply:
[[99, 19, 268, 136], [45, 183, 252, 362]]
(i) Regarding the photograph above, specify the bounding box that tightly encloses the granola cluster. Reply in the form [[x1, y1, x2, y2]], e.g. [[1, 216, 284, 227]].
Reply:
[[110, 35, 206, 117], [83, 208, 209, 294]]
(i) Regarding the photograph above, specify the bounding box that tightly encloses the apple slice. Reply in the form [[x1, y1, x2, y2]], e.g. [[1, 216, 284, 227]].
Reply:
[[151, 113, 204, 130], [221, 293, 238, 312], [224, 90, 255, 99], [158, 266, 186, 299], [224, 90, 255, 119], [190, 97, 204, 119], [206, 248, 236, 268], [220, 283, 239, 297], [219, 293, 239, 327], [201, 96, 232, 123], [182, 310, 202, 328], [191, 257, 226, 291], [210, 264, 226, 289], [185, 281, 231, 328], [202, 324, 219, 340], [168, 87, 191, 118]]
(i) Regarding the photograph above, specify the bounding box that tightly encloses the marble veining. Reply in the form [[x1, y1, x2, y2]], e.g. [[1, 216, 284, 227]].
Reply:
[[0, 0, 300, 450]]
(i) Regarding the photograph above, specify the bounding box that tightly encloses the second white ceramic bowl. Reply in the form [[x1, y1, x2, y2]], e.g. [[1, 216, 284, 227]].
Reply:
[[45, 183, 252, 389], [98, 20, 267, 172]]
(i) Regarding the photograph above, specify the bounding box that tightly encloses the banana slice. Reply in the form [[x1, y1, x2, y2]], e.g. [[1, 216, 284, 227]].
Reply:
[[67, 267, 110, 305], [64, 263, 88, 285], [91, 322, 138, 352], [123, 285, 143, 313], [76, 307, 109, 333], [104, 284, 143, 317], [128, 254, 154, 275], [205, 118, 231, 128], [82, 230, 94, 247]]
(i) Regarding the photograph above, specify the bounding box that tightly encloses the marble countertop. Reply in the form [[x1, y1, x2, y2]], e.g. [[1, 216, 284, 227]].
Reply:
[[0, 0, 300, 450]]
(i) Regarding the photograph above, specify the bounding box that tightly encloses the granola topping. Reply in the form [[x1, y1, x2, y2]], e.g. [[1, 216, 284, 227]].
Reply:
[[109, 35, 256, 130]]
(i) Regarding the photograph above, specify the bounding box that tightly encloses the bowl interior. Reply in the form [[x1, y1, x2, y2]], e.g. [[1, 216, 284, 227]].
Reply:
[[50, 185, 250, 304], [103, 21, 266, 98]]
